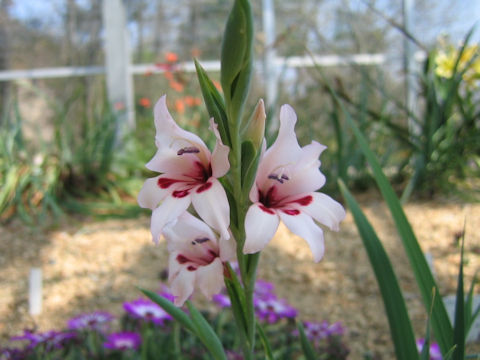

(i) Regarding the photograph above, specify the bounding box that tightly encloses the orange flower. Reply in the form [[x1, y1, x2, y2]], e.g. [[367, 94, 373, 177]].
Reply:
[[170, 81, 184, 92], [114, 101, 125, 111], [175, 98, 185, 114], [139, 97, 151, 108], [184, 96, 202, 107], [163, 71, 174, 81], [213, 80, 222, 92], [165, 52, 178, 63]]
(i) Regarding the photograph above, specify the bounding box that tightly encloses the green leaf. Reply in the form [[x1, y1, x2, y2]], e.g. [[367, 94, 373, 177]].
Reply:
[[221, 0, 253, 126], [194, 59, 230, 147], [297, 322, 317, 360], [335, 91, 454, 354], [256, 322, 274, 360], [186, 301, 227, 360], [339, 180, 419, 360], [139, 288, 194, 332], [453, 232, 465, 360]]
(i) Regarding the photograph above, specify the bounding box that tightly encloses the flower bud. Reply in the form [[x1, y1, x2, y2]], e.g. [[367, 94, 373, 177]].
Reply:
[[243, 99, 266, 151], [221, 0, 253, 126]]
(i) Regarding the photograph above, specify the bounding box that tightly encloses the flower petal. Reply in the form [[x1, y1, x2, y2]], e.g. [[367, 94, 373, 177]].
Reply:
[[164, 212, 217, 254], [302, 192, 346, 231], [151, 195, 191, 243], [209, 118, 230, 178], [279, 211, 325, 262], [137, 176, 169, 210], [191, 178, 230, 241], [153, 95, 207, 153], [218, 234, 236, 262], [256, 104, 302, 181], [169, 267, 195, 306], [196, 258, 224, 299], [243, 203, 280, 255]]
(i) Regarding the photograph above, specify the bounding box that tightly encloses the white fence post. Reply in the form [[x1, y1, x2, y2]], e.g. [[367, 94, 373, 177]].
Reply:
[[102, 0, 134, 137]]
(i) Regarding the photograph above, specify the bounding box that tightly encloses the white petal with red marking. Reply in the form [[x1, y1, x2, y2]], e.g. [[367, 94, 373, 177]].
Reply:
[[150, 195, 191, 243], [209, 118, 230, 178], [196, 258, 224, 299], [137, 176, 170, 210], [243, 203, 280, 255], [191, 178, 230, 241], [169, 267, 195, 306], [302, 192, 346, 231], [279, 210, 325, 262], [164, 212, 217, 254]]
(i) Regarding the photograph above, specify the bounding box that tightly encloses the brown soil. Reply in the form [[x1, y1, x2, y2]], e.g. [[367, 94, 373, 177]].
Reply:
[[1, 194, 479, 359]]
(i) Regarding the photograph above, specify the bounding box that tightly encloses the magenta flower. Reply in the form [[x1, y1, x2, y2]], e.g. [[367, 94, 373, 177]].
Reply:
[[11, 330, 75, 350], [302, 321, 345, 342], [212, 293, 231, 308], [123, 298, 172, 325], [254, 280, 276, 300], [104, 332, 141, 351], [243, 104, 346, 262], [416, 339, 442, 360], [138, 95, 230, 242], [164, 212, 236, 306], [254, 296, 297, 323], [67, 311, 114, 331]]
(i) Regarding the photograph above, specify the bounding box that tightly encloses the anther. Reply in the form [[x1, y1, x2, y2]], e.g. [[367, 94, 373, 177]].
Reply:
[[268, 173, 289, 184], [177, 146, 200, 155], [192, 237, 209, 245]]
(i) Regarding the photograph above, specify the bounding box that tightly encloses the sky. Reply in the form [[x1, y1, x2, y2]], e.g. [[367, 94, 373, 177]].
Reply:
[[7, 0, 480, 47]]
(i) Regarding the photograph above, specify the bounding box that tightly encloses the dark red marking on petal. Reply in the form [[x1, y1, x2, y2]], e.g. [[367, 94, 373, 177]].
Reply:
[[294, 195, 313, 207], [196, 181, 213, 193], [176, 254, 190, 264], [187, 265, 197, 271], [259, 204, 275, 215], [158, 178, 179, 189], [172, 189, 190, 198], [282, 209, 300, 216]]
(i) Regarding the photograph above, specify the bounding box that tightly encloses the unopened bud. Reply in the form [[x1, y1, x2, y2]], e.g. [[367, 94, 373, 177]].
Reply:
[[243, 99, 266, 150]]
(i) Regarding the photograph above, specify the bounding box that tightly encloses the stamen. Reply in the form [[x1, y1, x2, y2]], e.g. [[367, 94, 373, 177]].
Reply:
[[192, 237, 209, 245], [268, 173, 289, 184], [177, 146, 200, 155]]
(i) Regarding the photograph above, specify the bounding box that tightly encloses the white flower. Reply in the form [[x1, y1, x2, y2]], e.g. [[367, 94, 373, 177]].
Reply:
[[243, 104, 345, 262], [138, 95, 231, 242]]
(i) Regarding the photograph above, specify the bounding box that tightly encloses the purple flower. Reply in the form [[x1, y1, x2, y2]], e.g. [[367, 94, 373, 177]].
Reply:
[[67, 311, 114, 331], [254, 296, 297, 323], [302, 321, 345, 342], [254, 280, 276, 300], [416, 339, 442, 360], [123, 298, 172, 325], [158, 285, 175, 303], [213, 293, 231, 308], [11, 330, 75, 350], [0, 347, 27, 360], [104, 332, 141, 351]]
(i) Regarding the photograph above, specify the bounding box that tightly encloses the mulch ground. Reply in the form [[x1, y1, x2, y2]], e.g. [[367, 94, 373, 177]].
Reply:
[[1, 192, 479, 359]]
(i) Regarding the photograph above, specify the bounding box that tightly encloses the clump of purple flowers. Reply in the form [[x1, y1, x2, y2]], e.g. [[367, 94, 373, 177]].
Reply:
[[104, 332, 142, 351], [123, 298, 172, 325], [303, 320, 345, 342], [10, 329, 76, 351], [67, 311, 114, 332], [253, 280, 297, 323]]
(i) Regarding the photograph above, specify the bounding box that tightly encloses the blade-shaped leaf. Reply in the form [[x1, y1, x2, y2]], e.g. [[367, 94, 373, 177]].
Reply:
[[297, 322, 317, 360], [139, 288, 194, 332], [336, 92, 454, 354], [339, 180, 419, 360], [186, 301, 227, 360], [256, 322, 274, 360]]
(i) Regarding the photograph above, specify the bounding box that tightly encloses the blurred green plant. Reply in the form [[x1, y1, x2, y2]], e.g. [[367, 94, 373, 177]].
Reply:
[[0, 83, 144, 224], [401, 30, 480, 200], [333, 85, 480, 359]]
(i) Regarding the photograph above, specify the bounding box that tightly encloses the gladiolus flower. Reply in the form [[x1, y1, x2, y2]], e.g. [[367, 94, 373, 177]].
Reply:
[[164, 212, 235, 306], [243, 104, 345, 262], [138, 95, 230, 242]]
